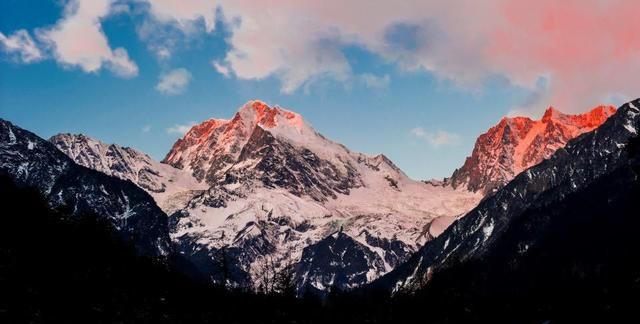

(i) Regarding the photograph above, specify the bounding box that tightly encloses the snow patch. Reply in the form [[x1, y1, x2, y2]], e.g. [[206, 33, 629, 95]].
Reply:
[[623, 123, 637, 134], [7, 126, 17, 145], [482, 218, 494, 243]]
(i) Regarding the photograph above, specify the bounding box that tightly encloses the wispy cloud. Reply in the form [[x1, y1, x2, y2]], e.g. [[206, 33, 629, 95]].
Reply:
[[360, 73, 390, 89], [166, 122, 196, 135], [0, 29, 44, 63], [142, 125, 152, 133], [156, 68, 192, 95], [410, 127, 461, 148], [212, 60, 231, 77], [145, 0, 217, 33]]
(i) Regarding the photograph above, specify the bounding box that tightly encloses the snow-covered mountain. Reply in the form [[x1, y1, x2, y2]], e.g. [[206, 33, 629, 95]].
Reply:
[[162, 100, 481, 292], [49, 133, 206, 214], [34, 99, 617, 294], [449, 105, 616, 194], [0, 119, 171, 257], [374, 99, 639, 294]]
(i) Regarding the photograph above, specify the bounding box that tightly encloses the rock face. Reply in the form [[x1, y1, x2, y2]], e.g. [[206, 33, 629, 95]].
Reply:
[[374, 99, 639, 294], [162, 100, 481, 291], [295, 232, 388, 295], [450, 105, 616, 195], [49, 133, 206, 214], [0, 119, 171, 257], [163, 100, 362, 200]]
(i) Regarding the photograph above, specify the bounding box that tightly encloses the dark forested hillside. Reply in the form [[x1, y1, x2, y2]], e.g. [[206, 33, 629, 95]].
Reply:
[[363, 135, 640, 320], [0, 174, 326, 323]]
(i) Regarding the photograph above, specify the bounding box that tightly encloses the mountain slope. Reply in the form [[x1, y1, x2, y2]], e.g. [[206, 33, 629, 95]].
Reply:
[[49, 133, 206, 213], [0, 119, 171, 257], [449, 105, 615, 194], [374, 137, 640, 319], [375, 99, 638, 294], [163, 100, 482, 291]]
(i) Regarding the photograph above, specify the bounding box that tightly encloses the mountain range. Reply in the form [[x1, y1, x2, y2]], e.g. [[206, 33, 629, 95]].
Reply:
[[375, 100, 638, 295], [0, 99, 624, 296]]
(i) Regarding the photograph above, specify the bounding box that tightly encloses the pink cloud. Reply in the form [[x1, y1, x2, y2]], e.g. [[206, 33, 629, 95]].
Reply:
[[39, 0, 138, 78], [171, 0, 639, 111], [10, 0, 640, 111], [486, 0, 640, 112], [146, 0, 217, 32]]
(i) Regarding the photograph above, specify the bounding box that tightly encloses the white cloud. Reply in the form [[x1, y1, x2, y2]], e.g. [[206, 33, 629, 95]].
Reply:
[[39, 0, 138, 78], [156, 68, 192, 95], [142, 125, 152, 133], [108, 47, 139, 78], [145, 0, 217, 33], [411, 127, 461, 148], [0, 29, 44, 63], [212, 60, 230, 77], [360, 73, 390, 89], [156, 47, 171, 60], [167, 121, 197, 135], [111, 3, 130, 15]]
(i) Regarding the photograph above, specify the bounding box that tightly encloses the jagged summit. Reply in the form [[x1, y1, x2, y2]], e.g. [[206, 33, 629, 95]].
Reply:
[[450, 105, 616, 194], [540, 106, 562, 121], [236, 100, 306, 131], [164, 100, 386, 185], [541, 105, 616, 126], [49, 133, 205, 213]]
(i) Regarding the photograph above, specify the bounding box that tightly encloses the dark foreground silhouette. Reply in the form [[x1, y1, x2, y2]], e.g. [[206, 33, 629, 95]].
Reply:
[[1, 135, 639, 323]]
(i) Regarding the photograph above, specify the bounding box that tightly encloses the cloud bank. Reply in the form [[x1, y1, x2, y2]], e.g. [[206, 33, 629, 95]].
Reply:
[[170, 0, 640, 112], [4, 0, 640, 112]]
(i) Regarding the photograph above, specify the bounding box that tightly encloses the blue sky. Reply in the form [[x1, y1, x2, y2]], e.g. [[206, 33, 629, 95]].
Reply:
[[2, 0, 633, 180]]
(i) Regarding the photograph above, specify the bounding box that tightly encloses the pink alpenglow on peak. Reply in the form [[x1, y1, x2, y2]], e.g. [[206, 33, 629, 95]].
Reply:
[[450, 105, 616, 195], [162, 100, 333, 184], [541, 105, 616, 128], [237, 100, 305, 131]]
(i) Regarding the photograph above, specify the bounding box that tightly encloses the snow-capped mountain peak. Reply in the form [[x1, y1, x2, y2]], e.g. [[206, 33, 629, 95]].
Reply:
[[164, 101, 320, 182], [236, 99, 306, 132], [165, 100, 365, 189], [449, 105, 616, 194], [540, 106, 562, 121]]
